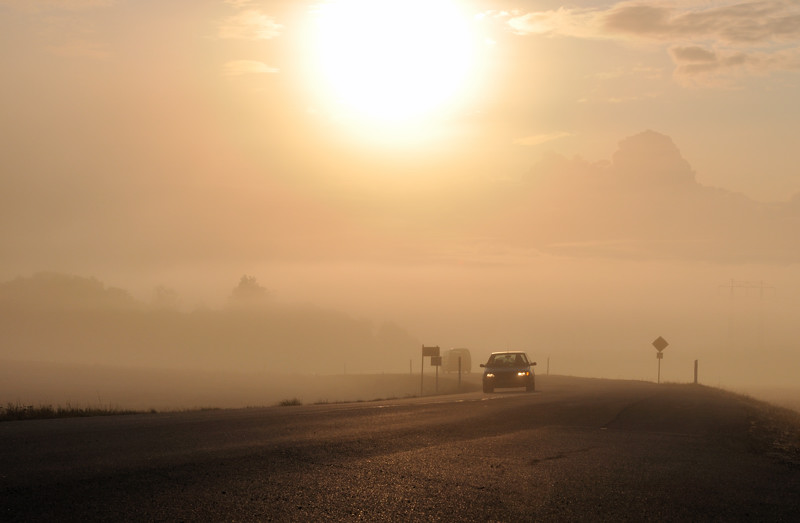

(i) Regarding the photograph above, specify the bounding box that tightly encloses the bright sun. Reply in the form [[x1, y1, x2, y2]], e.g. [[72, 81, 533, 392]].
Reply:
[[310, 0, 476, 129]]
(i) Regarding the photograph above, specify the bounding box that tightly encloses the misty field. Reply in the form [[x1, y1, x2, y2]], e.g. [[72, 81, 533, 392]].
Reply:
[[4, 357, 800, 418], [0, 358, 481, 412]]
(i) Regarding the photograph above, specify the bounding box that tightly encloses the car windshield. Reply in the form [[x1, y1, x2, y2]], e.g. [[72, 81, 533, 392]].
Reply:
[[488, 353, 527, 367]]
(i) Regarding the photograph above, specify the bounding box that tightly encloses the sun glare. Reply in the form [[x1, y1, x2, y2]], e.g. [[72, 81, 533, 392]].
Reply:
[[310, 0, 476, 130]]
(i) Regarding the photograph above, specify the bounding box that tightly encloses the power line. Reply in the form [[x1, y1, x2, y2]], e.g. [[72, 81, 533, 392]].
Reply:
[[719, 279, 774, 299]]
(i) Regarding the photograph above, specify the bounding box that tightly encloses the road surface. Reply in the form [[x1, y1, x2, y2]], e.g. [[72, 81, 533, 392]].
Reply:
[[2, 375, 799, 521]]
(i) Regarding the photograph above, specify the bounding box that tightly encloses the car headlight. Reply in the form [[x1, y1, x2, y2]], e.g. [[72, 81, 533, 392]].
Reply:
[[485, 373, 495, 378], [517, 371, 530, 377]]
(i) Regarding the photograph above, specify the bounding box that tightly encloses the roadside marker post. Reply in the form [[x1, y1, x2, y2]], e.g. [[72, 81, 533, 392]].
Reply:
[[652, 336, 669, 384]]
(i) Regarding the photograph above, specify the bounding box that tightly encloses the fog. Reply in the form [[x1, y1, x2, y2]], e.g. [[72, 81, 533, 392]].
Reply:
[[3, 131, 800, 411]]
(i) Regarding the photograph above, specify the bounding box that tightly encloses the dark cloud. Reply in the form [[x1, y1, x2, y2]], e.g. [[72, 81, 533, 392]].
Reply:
[[670, 46, 717, 63]]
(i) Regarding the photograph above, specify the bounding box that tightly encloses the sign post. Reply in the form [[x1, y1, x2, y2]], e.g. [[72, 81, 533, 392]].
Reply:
[[652, 336, 668, 383], [421, 345, 440, 395], [431, 355, 442, 392]]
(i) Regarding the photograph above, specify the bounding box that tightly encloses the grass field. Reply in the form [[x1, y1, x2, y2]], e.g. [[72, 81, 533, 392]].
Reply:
[[3, 358, 797, 420]]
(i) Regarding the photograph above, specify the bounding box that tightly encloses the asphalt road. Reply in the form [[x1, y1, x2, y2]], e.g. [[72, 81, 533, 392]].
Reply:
[[2, 375, 800, 521]]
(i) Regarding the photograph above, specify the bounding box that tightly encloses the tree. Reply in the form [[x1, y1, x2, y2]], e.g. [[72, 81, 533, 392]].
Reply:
[[151, 285, 180, 311], [0, 272, 139, 310], [228, 275, 270, 308]]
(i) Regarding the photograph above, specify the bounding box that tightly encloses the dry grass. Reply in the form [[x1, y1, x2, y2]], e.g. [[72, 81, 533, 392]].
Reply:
[[0, 401, 144, 422]]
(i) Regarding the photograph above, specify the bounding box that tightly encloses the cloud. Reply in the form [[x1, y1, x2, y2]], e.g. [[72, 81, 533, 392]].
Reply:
[[602, 1, 800, 44], [509, 1, 800, 44], [671, 45, 717, 63], [508, 1, 800, 83], [495, 130, 800, 262], [611, 129, 696, 186], [668, 45, 733, 79], [669, 44, 800, 84], [218, 9, 282, 40], [602, 4, 670, 36], [507, 7, 598, 38], [223, 59, 279, 76], [513, 131, 573, 146]]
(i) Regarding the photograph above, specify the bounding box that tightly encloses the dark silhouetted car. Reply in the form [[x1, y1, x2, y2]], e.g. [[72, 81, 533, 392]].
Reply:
[[480, 351, 536, 393]]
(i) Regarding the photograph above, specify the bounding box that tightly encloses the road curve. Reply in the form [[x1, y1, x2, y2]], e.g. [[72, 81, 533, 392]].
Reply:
[[2, 375, 799, 521]]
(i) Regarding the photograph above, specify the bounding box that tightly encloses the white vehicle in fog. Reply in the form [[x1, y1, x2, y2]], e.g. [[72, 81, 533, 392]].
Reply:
[[442, 348, 471, 374]]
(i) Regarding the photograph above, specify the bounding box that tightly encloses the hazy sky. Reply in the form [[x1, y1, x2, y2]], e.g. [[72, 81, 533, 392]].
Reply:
[[2, 0, 800, 295], [3, 1, 800, 391]]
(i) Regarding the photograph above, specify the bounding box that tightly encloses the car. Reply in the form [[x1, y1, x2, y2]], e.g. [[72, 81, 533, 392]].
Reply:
[[480, 351, 536, 393]]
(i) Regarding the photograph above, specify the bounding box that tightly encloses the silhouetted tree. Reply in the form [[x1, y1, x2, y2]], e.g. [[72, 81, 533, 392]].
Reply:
[[151, 285, 180, 311], [0, 272, 139, 310], [228, 275, 270, 308]]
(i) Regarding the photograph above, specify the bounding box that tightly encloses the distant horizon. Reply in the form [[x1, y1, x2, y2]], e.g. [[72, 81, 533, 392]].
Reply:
[[3, 360, 800, 417], [2, 0, 799, 413]]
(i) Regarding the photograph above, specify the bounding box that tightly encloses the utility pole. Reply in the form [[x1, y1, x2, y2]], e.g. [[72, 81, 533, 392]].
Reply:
[[458, 356, 462, 391]]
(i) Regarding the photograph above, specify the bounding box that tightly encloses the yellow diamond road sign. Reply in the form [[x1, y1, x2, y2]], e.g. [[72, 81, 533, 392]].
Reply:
[[652, 336, 668, 352]]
